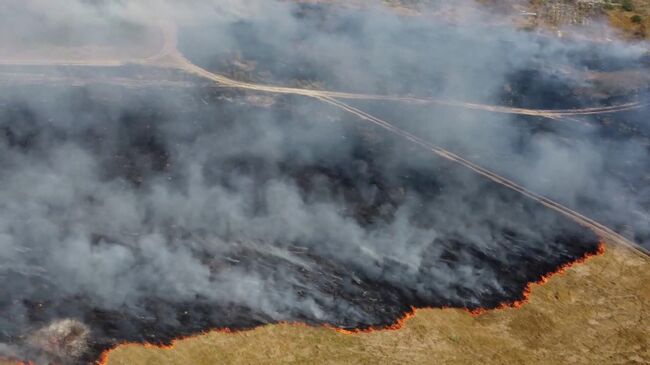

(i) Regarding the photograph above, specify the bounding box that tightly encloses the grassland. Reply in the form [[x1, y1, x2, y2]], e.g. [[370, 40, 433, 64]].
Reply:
[[313, 1, 650, 40], [101, 243, 649, 365], [605, 0, 650, 39]]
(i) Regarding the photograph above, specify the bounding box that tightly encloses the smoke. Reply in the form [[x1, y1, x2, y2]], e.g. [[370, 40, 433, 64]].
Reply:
[[26, 319, 90, 363], [0, 0, 648, 363]]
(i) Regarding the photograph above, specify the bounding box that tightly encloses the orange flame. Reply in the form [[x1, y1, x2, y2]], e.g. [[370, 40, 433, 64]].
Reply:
[[96, 242, 606, 364], [464, 241, 606, 316], [0, 359, 33, 365]]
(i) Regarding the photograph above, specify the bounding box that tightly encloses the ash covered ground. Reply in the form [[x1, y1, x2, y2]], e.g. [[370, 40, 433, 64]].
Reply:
[[0, 1, 649, 364]]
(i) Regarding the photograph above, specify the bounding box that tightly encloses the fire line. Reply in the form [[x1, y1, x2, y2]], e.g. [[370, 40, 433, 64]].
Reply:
[[94, 242, 606, 364]]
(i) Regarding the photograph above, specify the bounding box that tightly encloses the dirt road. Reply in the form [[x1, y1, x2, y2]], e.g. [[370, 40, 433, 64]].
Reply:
[[1, 21, 647, 257]]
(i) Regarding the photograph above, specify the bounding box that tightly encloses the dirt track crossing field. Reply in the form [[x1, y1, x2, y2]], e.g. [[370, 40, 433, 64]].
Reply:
[[1, 20, 647, 258], [157, 23, 649, 258]]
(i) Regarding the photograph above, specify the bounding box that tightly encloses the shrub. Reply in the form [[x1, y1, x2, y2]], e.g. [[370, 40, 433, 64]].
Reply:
[[631, 14, 643, 23], [621, 0, 635, 12]]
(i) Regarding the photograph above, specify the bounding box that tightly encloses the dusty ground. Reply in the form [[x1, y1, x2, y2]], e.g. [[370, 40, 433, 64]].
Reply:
[[100, 242, 649, 365]]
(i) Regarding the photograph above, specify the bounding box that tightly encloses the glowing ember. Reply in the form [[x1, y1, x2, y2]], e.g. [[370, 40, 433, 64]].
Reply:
[[0, 357, 33, 365]]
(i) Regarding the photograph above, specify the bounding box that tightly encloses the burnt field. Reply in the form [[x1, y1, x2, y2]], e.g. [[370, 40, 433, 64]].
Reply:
[[1, 1, 650, 364], [177, 2, 650, 250], [0, 82, 600, 364], [347, 94, 650, 248], [179, 3, 650, 100]]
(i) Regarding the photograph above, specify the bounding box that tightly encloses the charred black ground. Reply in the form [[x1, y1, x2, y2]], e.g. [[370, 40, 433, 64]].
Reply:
[[0, 81, 601, 364]]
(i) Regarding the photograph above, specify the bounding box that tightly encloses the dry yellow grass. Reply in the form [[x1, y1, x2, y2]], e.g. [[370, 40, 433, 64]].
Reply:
[[101, 243, 649, 365], [606, 0, 650, 39]]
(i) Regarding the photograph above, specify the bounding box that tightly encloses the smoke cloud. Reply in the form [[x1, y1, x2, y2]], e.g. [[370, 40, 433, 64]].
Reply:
[[0, 0, 648, 363]]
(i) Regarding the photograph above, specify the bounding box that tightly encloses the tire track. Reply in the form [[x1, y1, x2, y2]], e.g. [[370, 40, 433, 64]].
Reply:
[[314, 96, 649, 258], [1, 21, 646, 257]]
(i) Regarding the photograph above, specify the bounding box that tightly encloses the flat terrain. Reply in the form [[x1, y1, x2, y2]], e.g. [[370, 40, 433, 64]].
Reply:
[[101, 243, 649, 365], [1, 2, 648, 365]]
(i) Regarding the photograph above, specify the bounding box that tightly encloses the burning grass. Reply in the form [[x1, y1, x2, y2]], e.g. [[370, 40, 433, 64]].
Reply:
[[0, 81, 611, 365], [97, 242, 649, 365], [64, 240, 609, 364]]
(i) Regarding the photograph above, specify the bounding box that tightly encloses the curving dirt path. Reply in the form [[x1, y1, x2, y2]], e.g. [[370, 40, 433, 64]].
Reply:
[[171, 53, 643, 118], [1, 20, 643, 119]]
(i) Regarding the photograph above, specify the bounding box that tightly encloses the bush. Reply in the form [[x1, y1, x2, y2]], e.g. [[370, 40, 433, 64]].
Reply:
[[621, 0, 635, 12], [631, 14, 643, 23]]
